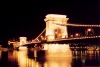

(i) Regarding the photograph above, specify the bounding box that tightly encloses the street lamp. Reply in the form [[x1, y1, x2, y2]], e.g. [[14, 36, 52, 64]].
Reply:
[[70, 35, 73, 37], [75, 33, 79, 37], [87, 28, 92, 32], [86, 28, 94, 36]]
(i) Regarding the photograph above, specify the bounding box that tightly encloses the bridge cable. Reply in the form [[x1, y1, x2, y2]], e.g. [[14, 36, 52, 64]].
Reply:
[[54, 23, 100, 27], [34, 28, 46, 40]]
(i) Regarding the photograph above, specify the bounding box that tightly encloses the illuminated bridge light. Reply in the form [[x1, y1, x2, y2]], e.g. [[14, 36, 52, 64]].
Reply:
[[96, 36, 97, 37], [41, 36, 43, 37], [58, 23, 100, 27], [93, 36, 95, 38], [91, 36, 93, 38]]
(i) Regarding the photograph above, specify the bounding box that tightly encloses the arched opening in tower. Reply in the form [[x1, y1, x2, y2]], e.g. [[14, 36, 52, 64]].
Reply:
[[54, 27, 62, 39]]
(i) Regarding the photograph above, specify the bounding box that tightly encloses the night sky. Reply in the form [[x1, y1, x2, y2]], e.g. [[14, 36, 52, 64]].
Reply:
[[0, 1, 100, 40]]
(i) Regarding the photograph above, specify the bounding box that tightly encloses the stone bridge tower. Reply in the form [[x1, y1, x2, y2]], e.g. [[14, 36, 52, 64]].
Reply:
[[44, 14, 69, 42], [19, 37, 27, 46]]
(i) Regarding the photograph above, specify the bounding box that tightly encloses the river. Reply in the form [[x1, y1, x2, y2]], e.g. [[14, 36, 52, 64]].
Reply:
[[0, 43, 100, 67]]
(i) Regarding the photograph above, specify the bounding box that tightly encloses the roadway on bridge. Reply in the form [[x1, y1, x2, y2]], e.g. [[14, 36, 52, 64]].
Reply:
[[24, 35, 100, 45]]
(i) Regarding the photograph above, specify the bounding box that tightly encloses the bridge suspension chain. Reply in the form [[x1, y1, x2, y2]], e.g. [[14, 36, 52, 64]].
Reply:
[[33, 23, 99, 41], [54, 23, 100, 27], [34, 28, 46, 40]]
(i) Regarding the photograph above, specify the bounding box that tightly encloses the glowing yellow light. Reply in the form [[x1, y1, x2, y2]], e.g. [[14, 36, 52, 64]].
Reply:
[[70, 35, 73, 37], [75, 33, 79, 37], [43, 44, 72, 57], [87, 28, 92, 32], [19, 37, 27, 46], [0, 51, 1, 59], [19, 46, 27, 51]]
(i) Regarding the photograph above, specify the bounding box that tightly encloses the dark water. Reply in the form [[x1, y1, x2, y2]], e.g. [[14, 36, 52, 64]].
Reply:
[[0, 44, 100, 67]]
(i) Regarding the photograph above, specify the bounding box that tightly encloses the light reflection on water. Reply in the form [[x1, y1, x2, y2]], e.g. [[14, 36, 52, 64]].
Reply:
[[0, 50, 1, 59], [44, 57, 72, 67], [0, 43, 100, 67], [43, 44, 72, 58]]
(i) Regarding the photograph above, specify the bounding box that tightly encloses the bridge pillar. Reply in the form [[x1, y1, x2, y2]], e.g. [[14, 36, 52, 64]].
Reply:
[[19, 37, 27, 46], [44, 14, 69, 41]]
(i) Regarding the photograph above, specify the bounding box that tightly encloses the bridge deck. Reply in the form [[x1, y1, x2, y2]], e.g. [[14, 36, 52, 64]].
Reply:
[[23, 36, 100, 45]]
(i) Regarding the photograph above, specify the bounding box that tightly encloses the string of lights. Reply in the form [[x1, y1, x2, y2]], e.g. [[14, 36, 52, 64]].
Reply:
[[53, 36, 100, 41], [32, 23, 100, 43], [54, 23, 100, 27]]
